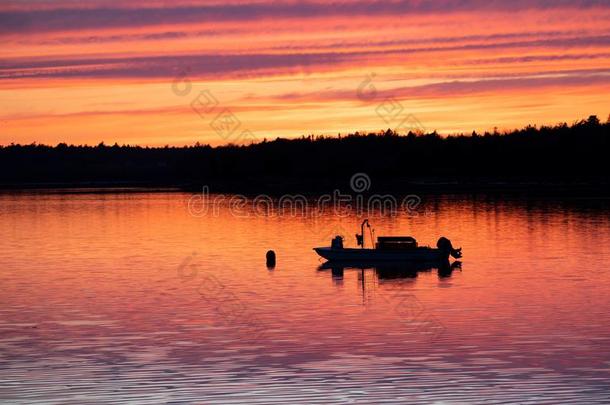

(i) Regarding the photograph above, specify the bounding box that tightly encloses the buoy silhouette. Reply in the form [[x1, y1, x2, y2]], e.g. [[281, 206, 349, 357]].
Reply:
[[266, 250, 276, 268]]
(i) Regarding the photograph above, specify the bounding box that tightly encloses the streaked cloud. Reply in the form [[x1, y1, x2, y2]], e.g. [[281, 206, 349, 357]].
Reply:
[[2, 1, 609, 33], [1, 0, 610, 145]]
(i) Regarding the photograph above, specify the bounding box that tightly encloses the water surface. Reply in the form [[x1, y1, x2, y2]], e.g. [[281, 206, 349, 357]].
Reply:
[[1, 191, 610, 403]]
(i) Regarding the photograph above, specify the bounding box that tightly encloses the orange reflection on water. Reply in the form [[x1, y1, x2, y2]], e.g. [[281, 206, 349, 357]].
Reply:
[[1, 191, 610, 402]]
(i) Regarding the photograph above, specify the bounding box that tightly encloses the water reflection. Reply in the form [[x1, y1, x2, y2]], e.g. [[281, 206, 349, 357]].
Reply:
[[1, 192, 610, 403], [319, 259, 462, 280]]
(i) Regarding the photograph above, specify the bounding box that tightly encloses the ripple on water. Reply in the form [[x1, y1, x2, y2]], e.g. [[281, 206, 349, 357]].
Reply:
[[1, 193, 610, 403]]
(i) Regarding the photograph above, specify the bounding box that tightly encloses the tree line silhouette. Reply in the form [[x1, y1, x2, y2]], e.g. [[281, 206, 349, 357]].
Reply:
[[1, 115, 608, 192]]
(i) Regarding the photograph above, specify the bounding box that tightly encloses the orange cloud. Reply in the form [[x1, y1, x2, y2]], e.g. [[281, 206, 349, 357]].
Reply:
[[1, 1, 610, 145]]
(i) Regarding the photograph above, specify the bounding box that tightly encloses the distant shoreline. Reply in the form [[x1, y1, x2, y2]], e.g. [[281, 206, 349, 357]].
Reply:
[[1, 116, 608, 195], [1, 179, 609, 198]]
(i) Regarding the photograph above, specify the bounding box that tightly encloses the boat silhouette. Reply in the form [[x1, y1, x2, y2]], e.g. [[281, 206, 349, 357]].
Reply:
[[314, 219, 462, 262]]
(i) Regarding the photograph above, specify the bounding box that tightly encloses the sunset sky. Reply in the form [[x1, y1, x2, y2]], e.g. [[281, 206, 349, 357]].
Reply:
[[1, 0, 610, 146]]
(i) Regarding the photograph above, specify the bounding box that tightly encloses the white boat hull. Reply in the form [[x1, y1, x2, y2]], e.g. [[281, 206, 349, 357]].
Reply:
[[314, 247, 447, 262]]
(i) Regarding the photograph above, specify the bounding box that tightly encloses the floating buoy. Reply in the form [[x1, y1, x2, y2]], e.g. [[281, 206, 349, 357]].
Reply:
[[266, 250, 276, 268]]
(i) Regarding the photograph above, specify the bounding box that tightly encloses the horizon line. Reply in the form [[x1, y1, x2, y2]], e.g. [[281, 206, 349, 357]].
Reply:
[[1, 114, 606, 149]]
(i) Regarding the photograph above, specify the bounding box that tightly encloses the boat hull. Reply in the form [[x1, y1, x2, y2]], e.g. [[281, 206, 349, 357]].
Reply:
[[313, 247, 447, 262]]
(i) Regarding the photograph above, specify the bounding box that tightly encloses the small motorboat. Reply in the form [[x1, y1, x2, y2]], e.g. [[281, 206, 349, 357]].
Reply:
[[314, 219, 462, 262]]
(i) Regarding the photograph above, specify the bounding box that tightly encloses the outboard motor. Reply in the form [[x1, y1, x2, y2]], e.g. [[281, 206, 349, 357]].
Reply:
[[331, 235, 344, 250], [437, 237, 462, 259]]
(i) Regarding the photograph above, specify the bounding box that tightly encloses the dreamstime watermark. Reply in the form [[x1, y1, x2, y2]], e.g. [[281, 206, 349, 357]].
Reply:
[[177, 252, 267, 341], [361, 271, 446, 342], [390, 293, 446, 342], [357, 73, 427, 135], [187, 173, 426, 220], [172, 68, 258, 144], [178, 251, 443, 344]]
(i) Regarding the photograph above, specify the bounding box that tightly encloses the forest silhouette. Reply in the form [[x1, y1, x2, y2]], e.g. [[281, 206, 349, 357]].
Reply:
[[1, 115, 608, 192]]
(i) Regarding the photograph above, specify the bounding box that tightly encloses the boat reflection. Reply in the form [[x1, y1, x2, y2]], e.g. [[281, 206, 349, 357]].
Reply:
[[318, 259, 462, 281], [318, 260, 462, 304]]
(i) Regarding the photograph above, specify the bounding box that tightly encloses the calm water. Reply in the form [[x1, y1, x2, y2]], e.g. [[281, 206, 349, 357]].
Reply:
[[1, 191, 610, 404]]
